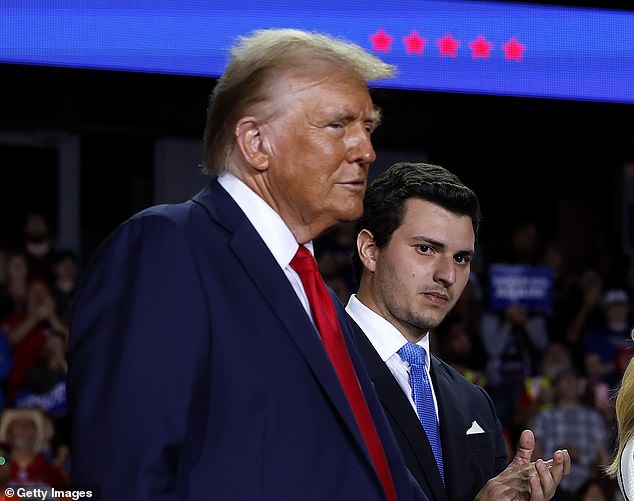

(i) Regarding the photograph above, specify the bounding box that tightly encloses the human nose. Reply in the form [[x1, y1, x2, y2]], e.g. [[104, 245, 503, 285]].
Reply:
[[434, 257, 457, 286], [346, 124, 376, 165]]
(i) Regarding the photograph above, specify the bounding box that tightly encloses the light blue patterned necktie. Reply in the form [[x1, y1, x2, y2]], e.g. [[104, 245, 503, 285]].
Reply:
[[398, 342, 445, 484]]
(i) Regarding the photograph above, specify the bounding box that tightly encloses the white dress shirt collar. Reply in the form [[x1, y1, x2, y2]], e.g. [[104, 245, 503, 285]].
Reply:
[[217, 172, 315, 319], [217, 172, 313, 266], [346, 293, 431, 366], [346, 293, 438, 419]]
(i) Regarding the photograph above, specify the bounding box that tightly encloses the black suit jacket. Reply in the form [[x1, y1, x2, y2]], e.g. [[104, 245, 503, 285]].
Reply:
[[350, 317, 509, 501]]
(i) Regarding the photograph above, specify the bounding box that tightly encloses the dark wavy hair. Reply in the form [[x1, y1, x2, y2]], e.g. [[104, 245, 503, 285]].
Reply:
[[351, 162, 481, 285]]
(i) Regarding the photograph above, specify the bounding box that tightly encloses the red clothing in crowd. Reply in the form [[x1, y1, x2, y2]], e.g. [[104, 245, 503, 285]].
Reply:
[[1, 313, 47, 404], [9, 454, 67, 489]]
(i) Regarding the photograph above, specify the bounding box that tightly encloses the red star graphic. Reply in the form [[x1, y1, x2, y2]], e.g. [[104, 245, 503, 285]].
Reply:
[[502, 37, 526, 61], [469, 35, 493, 59], [369, 29, 394, 53], [437, 33, 460, 57], [403, 30, 427, 55]]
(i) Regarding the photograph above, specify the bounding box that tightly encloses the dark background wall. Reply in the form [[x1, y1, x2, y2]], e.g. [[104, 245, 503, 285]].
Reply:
[[1, 0, 633, 271]]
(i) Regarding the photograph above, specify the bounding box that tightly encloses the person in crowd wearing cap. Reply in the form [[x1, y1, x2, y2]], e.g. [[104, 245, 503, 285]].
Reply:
[[584, 288, 634, 392], [0, 408, 67, 489]]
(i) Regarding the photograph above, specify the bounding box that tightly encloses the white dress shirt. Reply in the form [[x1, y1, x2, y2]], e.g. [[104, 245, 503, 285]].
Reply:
[[346, 294, 440, 420], [218, 172, 314, 321]]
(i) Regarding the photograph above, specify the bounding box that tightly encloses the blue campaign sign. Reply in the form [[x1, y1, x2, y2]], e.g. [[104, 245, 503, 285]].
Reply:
[[1, 0, 633, 104], [488, 264, 554, 313]]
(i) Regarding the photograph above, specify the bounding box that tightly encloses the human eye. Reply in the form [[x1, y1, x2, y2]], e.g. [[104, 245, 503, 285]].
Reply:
[[364, 121, 376, 134], [415, 244, 433, 255], [455, 253, 473, 265]]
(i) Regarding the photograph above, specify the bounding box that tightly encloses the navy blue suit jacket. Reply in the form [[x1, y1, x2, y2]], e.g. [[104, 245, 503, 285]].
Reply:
[[350, 318, 508, 501], [68, 179, 426, 501]]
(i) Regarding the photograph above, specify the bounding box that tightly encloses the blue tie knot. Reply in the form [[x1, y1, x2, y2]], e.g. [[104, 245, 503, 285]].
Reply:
[[397, 343, 427, 368], [397, 341, 444, 483]]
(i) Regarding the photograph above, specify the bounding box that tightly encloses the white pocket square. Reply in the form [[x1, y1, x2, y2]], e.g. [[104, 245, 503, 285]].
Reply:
[[466, 420, 485, 435]]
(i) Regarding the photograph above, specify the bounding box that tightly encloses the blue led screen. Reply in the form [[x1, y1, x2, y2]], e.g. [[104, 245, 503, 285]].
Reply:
[[2, 0, 633, 103]]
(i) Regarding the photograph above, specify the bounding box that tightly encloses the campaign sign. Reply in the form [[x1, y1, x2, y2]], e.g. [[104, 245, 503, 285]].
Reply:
[[488, 264, 553, 313]]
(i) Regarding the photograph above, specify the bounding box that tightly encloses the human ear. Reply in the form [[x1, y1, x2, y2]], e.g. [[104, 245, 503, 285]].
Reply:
[[235, 117, 269, 171], [357, 229, 377, 273]]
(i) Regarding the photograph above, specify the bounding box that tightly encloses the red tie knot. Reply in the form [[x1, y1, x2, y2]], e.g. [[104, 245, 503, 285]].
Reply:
[[290, 245, 317, 273]]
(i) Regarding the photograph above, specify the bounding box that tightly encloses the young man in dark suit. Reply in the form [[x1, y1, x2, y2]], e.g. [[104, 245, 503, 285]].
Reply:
[[347, 162, 571, 501]]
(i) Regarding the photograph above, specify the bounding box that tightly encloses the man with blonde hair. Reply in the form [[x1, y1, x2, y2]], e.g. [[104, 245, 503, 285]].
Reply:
[[68, 28, 428, 500]]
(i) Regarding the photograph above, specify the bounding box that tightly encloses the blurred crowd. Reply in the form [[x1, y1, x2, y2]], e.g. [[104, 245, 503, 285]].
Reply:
[[0, 209, 633, 500], [0, 211, 78, 495]]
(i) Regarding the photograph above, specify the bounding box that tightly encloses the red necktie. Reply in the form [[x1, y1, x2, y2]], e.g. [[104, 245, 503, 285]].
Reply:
[[290, 245, 397, 501]]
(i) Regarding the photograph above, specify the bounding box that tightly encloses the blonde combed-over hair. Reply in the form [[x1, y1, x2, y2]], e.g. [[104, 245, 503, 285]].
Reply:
[[201, 28, 396, 175]]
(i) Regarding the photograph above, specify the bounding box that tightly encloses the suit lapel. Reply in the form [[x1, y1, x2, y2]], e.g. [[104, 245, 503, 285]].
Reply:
[[429, 357, 469, 499], [350, 318, 447, 501], [192, 179, 373, 468]]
